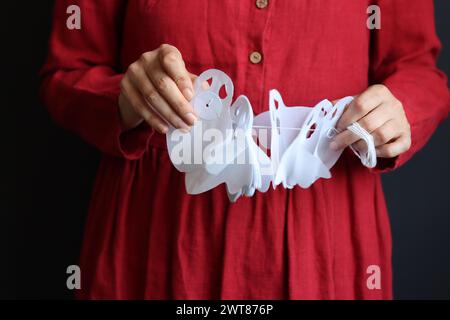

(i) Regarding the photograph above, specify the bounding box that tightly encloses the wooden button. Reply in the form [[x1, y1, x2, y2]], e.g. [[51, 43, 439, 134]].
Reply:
[[249, 51, 263, 64], [256, 0, 269, 9]]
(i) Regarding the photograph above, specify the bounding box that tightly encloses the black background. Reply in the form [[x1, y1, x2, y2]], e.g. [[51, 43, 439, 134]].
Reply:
[[2, 1, 449, 299]]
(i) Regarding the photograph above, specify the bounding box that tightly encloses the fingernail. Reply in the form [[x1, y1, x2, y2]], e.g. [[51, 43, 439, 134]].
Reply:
[[177, 120, 191, 133], [159, 125, 169, 134], [180, 126, 191, 133], [185, 112, 197, 125], [330, 141, 339, 150], [183, 88, 194, 101]]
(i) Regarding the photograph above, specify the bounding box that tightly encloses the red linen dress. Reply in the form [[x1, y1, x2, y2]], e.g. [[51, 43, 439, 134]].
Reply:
[[40, 0, 449, 299]]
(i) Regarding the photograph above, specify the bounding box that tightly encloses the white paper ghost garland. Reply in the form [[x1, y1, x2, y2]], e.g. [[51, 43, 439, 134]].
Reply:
[[166, 69, 377, 202]]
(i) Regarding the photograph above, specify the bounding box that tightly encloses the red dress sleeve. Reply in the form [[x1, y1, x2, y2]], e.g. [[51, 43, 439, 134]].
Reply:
[[369, 0, 450, 172], [40, 0, 154, 159]]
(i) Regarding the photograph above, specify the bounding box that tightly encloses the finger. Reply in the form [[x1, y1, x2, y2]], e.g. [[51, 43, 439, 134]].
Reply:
[[331, 102, 393, 150], [189, 72, 197, 84], [159, 44, 195, 101], [189, 72, 207, 90], [372, 119, 401, 146], [127, 62, 162, 107], [188, 72, 205, 92], [352, 119, 399, 152], [201, 80, 210, 90], [128, 68, 191, 131], [187, 72, 210, 90], [330, 130, 360, 151], [147, 67, 197, 127], [120, 76, 168, 133], [357, 102, 393, 133], [336, 85, 387, 131], [144, 83, 192, 131], [376, 134, 412, 158]]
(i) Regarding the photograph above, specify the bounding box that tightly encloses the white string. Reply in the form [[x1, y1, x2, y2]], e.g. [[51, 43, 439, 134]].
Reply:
[[346, 122, 377, 168], [252, 125, 314, 131]]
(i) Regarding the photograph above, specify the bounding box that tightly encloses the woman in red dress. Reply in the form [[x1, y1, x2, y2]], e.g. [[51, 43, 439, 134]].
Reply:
[[41, 0, 449, 299]]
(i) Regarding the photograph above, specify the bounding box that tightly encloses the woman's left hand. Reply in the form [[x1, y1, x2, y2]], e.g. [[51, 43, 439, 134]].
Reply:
[[330, 84, 412, 158]]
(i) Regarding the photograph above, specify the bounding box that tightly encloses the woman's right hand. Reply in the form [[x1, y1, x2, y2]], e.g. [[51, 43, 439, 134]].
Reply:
[[119, 44, 198, 134]]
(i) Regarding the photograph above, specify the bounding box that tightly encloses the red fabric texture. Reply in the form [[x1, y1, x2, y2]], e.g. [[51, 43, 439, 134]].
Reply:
[[40, 0, 450, 299]]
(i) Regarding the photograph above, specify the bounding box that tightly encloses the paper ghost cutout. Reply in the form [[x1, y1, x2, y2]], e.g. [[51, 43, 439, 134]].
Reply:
[[166, 69, 272, 201]]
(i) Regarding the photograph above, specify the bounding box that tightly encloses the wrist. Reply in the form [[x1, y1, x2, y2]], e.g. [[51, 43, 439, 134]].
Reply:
[[118, 94, 144, 131]]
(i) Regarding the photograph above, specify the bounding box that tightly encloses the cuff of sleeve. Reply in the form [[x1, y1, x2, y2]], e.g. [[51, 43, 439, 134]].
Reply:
[[370, 155, 402, 173], [41, 71, 155, 160], [112, 101, 154, 160]]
